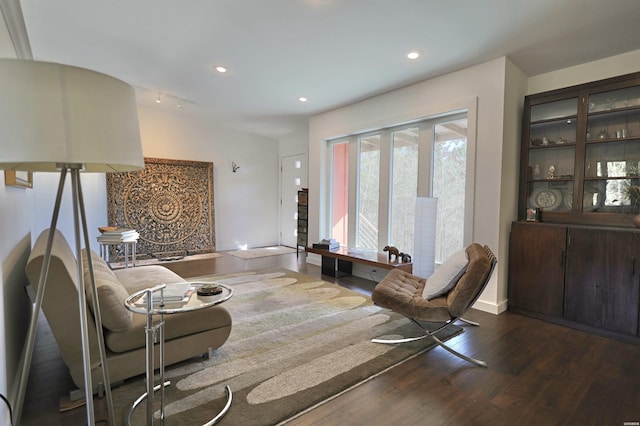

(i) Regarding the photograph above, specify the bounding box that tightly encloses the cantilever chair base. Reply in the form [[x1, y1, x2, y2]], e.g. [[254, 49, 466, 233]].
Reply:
[[371, 244, 497, 369], [372, 318, 487, 367]]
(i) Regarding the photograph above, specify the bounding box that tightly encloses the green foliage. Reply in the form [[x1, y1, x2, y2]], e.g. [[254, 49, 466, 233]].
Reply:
[[433, 139, 467, 262], [625, 184, 640, 205]]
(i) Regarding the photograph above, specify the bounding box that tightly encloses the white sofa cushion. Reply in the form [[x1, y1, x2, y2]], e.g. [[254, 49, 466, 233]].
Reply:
[[422, 249, 468, 300]]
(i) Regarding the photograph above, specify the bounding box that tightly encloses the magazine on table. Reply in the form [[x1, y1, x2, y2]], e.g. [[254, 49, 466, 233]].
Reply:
[[135, 282, 194, 306]]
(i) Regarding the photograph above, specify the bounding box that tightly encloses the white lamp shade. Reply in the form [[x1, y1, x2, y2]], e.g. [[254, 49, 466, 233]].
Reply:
[[0, 59, 143, 172]]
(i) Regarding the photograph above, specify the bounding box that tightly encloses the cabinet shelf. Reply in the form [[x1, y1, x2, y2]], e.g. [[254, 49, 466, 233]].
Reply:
[[585, 137, 640, 144], [587, 105, 640, 117], [529, 143, 576, 149], [530, 115, 578, 126], [528, 178, 573, 183], [584, 176, 639, 181]]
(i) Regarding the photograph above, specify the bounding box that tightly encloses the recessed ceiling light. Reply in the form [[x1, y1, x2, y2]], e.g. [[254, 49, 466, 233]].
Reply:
[[406, 51, 420, 60], [298, 97, 308, 103], [215, 66, 228, 73]]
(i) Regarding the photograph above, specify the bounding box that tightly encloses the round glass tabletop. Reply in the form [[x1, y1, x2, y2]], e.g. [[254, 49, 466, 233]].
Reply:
[[125, 282, 233, 315]]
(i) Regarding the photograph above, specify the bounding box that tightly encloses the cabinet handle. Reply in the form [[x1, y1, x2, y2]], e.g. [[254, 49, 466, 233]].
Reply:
[[560, 249, 565, 267]]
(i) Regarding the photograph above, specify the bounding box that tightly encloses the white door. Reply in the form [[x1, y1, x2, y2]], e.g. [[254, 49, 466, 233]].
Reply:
[[281, 154, 308, 247]]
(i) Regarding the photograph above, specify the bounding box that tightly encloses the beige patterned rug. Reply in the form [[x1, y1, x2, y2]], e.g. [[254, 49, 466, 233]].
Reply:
[[109, 252, 222, 270], [227, 246, 297, 259], [113, 269, 462, 425]]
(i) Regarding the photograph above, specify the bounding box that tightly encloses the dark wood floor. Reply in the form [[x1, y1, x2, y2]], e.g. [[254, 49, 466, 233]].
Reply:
[[21, 252, 640, 425]]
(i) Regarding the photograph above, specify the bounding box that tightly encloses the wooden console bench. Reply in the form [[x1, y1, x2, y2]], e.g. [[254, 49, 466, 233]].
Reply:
[[306, 246, 412, 277]]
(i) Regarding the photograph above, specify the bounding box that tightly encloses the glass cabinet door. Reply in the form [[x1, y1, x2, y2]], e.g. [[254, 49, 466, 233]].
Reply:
[[584, 85, 640, 214], [526, 98, 578, 213], [521, 74, 640, 226]]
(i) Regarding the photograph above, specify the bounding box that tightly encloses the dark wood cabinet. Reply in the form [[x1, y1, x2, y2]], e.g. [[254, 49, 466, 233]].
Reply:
[[508, 222, 566, 317], [510, 71, 640, 344], [565, 227, 640, 336], [510, 221, 640, 342]]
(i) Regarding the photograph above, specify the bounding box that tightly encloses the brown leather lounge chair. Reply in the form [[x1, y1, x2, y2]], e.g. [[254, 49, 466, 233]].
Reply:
[[371, 243, 497, 367]]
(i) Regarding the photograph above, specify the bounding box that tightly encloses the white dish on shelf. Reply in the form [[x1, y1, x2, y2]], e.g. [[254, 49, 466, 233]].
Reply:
[[529, 188, 563, 210]]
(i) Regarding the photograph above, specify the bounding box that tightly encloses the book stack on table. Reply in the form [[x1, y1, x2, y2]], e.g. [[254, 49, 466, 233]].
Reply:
[[313, 239, 340, 250], [135, 283, 194, 306], [97, 228, 140, 243]]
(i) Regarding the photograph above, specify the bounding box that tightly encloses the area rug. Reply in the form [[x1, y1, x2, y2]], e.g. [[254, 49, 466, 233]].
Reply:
[[227, 246, 297, 259], [112, 268, 462, 425], [109, 252, 222, 270]]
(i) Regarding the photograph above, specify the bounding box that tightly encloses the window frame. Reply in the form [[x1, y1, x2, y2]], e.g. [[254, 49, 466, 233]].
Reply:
[[327, 106, 476, 256]]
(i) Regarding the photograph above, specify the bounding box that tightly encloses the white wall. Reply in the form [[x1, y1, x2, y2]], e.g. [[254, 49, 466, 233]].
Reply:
[[30, 102, 282, 255], [279, 121, 309, 158], [0, 15, 32, 423], [137, 106, 281, 251], [498, 60, 528, 304], [309, 57, 520, 314], [0, 177, 33, 421], [527, 49, 640, 95], [31, 173, 108, 254]]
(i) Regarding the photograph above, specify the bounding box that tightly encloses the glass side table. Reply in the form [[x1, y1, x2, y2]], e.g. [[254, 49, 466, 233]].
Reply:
[[125, 282, 233, 425]]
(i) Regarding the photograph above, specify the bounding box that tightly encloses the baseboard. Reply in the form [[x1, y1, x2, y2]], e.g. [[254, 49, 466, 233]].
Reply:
[[472, 299, 508, 315]]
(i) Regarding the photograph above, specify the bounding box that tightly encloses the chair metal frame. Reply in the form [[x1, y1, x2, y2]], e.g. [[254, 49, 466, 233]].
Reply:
[[372, 246, 497, 368]]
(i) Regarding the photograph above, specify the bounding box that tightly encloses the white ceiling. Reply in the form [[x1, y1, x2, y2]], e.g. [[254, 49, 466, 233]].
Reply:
[[13, 0, 640, 139]]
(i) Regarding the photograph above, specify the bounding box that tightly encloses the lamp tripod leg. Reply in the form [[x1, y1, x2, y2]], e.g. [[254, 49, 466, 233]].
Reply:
[[13, 168, 116, 426], [13, 169, 67, 425], [74, 169, 115, 424], [70, 169, 97, 424]]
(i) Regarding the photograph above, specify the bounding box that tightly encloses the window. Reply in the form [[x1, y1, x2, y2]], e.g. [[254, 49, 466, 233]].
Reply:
[[390, 127, 419, 253], [328, 112, 470, 263], [432, 120, 467, 263], [357, 135, 381, 250], [331, 142, 349, 245]]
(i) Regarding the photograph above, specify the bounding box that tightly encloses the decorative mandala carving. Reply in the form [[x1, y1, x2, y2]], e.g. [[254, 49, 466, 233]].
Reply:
[[107, 158, 215, 260]]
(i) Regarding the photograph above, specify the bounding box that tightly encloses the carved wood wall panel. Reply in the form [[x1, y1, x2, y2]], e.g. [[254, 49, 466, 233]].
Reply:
[[106, 157, 215, 259]]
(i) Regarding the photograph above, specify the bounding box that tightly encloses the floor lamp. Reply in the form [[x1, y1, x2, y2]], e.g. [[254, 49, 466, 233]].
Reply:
[[0, 59, 144, 425]]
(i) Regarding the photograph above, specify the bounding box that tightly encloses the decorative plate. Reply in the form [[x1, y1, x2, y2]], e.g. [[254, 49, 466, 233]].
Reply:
[[530, 188, 563, 210]]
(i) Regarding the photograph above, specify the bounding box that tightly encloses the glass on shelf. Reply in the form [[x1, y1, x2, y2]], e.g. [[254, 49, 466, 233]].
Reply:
[[530, 98, 578, 122], [584, 140, 640, 178], [530, 119, 576, 147], [587, 109, 639, 141], [527, 181, 573, 212], [528, 146, 575, 180], [588, 86, 640, 113], [583, 178, 640, 213]]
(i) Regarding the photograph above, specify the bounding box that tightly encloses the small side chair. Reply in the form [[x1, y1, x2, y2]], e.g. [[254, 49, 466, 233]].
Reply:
[[371, 243, 497, 367]]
